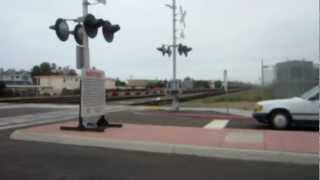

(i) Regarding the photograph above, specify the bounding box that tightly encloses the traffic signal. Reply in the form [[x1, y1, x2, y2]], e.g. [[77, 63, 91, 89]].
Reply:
[[102, 21, 120, 43], [178, 44, 192, 57], [50, 18, 70, 41]]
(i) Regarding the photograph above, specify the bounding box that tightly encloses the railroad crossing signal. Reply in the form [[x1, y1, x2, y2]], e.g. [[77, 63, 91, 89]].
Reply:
[[177, 44, 192, 57], [157, 45, 172, 57], [50, 14, 120, 45], [49, 18, 70, 42], [51, 0, 123, 132], [102, 21, 120, 42], [73, 24, 85, 45], [83, 14, 104, 38], [157, 44, 192, 57]]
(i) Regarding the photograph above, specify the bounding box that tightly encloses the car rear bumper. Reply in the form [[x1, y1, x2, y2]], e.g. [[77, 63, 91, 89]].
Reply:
[[252, 113, 269, 124]]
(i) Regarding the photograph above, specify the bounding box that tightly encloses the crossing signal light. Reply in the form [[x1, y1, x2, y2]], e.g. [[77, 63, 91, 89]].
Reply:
[[50, 18, 70, 41], [83, 14, 104, 38], [50, 19, 84, 45], [102, 21, 120, 43], [157, 45, 167, 56], [50, 14, 120, 44], [178, 44, 192, 57], [73, 24, 84, 45], [166, 47, 172, 57], [157, 45, 172, 57]]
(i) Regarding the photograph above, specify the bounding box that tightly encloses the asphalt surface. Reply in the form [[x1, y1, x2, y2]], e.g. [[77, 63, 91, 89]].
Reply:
[[0, 105, 317, 131], [107, 110, 318, 132], [0, 129, 317, 180], [0, 107, 65, 118], [108, 111, 212, 127], [0, 106, 317, 179]]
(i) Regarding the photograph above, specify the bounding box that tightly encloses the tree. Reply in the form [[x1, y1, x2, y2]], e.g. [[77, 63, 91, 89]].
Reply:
[[31, 62, 77, 76], [214, 80, 222, 89], [39, 62, 51, 75], [68, 69, 77, 76], [51, 63, 57, 70], [31, 65, 41, 76], [194, 80, 209, 88], [115, 78, 126, 87]]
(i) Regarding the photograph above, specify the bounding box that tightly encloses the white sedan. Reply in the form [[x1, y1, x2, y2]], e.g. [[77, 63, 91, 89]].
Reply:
[[253, 86, 319, 129]]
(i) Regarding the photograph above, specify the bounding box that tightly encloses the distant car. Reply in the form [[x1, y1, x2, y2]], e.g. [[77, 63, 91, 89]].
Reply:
[[253, 86, 319, 129]]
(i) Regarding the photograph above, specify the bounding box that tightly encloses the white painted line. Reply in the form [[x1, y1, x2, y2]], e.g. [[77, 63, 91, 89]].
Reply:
[[204, 120, 229, 129]]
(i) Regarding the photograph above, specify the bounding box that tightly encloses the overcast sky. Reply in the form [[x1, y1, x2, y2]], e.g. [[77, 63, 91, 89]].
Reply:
[[0, 0, 318, 83]]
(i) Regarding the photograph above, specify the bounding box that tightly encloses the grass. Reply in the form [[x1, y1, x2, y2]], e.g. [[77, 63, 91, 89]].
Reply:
[[182, 88, 273, 110]]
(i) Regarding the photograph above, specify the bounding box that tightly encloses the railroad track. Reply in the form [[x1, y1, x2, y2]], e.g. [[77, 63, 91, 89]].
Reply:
[[0, 88, 249, 105]]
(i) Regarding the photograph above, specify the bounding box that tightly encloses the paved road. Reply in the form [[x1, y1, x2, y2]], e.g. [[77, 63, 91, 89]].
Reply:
[[0, 104, 129, 130], [0, 107, 65, 118], [0, 130, 317, 180], [0, 103, 316, 132], [108, 110, 318, 132]]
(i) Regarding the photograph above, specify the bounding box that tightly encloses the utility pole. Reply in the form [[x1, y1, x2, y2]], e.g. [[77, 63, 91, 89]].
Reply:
[[261, 59, 265, 99], [157, 0, 191, 111], [82, 0, 90, 69], [171, 0, 179, 111], [261, 59, 264, 87], [223, 70, 229, 114]]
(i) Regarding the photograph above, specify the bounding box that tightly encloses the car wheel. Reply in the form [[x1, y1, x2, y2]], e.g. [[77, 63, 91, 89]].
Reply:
[[271, 112, 290, 130]]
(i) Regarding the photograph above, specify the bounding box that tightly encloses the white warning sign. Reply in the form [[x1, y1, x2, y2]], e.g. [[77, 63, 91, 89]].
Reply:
[[81, 69, 106, 126]]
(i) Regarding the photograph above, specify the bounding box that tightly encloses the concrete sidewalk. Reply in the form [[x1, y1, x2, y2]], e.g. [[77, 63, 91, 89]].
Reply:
[[10, 122, 318, 165]]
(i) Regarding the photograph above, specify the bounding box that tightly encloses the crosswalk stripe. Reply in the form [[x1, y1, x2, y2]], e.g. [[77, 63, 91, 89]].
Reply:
[[204, 119, 229, 129]]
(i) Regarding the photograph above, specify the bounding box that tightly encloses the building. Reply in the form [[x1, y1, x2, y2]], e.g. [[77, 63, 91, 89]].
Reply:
[[34, 75, 117, 96], [272, 60, 319, 98], [0, 69, 37, 97], [208, 81, 216, 89], [127, 79, 151, 89], [182, 78, 194, 90], [105, 78, 116, 90], [34, 75, 80, 96], [0, 69, 32, 85]]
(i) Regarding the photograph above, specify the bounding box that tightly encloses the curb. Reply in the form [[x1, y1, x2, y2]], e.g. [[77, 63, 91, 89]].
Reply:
[[10, 130, 318, 165]]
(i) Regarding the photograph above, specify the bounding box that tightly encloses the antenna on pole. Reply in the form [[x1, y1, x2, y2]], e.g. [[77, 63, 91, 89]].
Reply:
[[179, 5, 187, 28]]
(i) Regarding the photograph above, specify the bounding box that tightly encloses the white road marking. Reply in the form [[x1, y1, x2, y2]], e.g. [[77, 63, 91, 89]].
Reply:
[[204, 119, 229, 129]]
